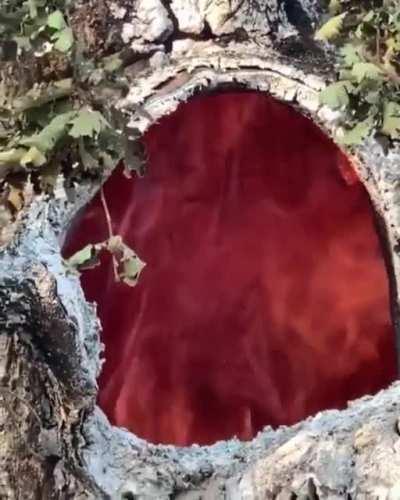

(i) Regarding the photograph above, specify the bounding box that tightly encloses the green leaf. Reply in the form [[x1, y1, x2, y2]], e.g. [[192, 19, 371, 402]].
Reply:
[[66, 244, 99, 269], [0, 148, 25, 166], [351, 62, 384, 83], [20, 146, 46, 166], [120, 256, 145, 285], [339, 119, 373, 145], [364, 90, 381, 104], [362, 11, 375, 23], [69, 110, 109, 139], [315, 13, 346, 41], [20, 111, 76, 153], [340, 44, 362, 66], [53, 27, 74, 52], [319, 81, 353, 109], [382, 101, 400, 139], [47, 10, 66, 30], [328, 0, 341, 15]]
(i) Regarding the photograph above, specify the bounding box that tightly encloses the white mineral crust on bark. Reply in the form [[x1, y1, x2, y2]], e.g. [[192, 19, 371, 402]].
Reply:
[[171, 0, 205, 33], [122, 0, 174, 44]]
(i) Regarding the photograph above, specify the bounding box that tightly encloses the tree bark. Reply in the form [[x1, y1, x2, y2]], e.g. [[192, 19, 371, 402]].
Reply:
[[3, 1, 400, 498]]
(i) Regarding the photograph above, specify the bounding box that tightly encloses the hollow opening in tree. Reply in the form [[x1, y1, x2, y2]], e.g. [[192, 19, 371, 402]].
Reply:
[[63, 91, 397, 446]]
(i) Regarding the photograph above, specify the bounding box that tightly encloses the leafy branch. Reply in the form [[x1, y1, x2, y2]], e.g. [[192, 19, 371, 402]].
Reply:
[[0, 1, 123, 181], [316, 0, 400, 145], [65, 235, 146, 287], [0, 0, 141, 285]]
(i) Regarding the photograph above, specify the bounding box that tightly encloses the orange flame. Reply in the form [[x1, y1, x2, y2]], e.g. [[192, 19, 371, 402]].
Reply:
[[64, 92, 396, 445]]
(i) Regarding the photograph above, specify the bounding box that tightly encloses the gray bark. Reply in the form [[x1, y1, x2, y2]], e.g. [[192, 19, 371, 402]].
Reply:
[[2, 1, 400, 498]]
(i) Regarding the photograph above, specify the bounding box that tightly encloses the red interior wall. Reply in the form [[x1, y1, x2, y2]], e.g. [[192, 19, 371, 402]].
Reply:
[[64, 92, 396, 446]]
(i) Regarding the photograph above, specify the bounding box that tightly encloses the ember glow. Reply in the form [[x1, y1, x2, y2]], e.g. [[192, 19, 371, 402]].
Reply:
[[63, 92, 397, 446]]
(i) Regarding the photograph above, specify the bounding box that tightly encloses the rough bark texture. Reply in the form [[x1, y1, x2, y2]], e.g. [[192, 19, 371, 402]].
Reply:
[[3, 0, 400, 498]]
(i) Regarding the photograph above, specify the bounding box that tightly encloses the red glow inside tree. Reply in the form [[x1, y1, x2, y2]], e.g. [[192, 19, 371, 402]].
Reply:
[[64, 92, 396, 445]]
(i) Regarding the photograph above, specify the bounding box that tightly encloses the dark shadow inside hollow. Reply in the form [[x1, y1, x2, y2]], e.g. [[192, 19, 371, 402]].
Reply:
[[63, 91, 397, 446]]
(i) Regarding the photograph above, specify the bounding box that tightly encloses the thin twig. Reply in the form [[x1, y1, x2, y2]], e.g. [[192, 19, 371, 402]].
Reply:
[[376, 30, 380, 61], [100, 187, 119, 281]]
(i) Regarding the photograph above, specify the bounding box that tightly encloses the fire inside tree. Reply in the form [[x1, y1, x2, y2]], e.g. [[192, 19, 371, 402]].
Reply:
[[63, 92, 397, 446]]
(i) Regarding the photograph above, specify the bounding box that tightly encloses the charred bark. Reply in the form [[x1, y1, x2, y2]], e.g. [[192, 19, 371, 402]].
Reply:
[[2, 1, 400, 498]]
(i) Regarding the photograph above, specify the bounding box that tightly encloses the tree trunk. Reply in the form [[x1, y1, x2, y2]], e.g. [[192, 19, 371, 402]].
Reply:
[[2, 1, 400, 498]]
